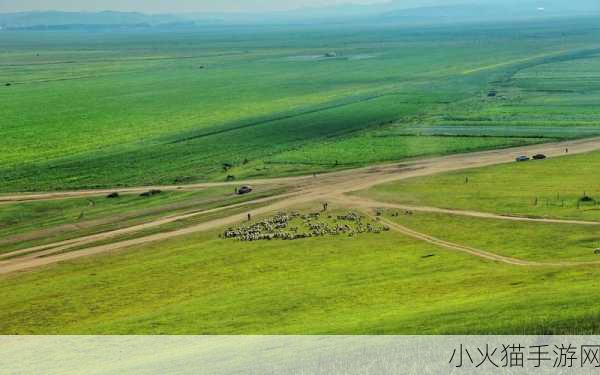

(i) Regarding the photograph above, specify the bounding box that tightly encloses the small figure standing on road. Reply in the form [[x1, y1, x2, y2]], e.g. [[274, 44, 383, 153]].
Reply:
[[566, 148, 569, 153], [247, 213, 252, 222], [322, 202, 329, 212]]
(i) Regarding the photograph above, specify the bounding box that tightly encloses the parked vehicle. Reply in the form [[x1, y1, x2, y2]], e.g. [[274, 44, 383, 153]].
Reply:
[[238, 185, 253, 195], [516, 155, 530, 162], [532, 154, 547, 160]]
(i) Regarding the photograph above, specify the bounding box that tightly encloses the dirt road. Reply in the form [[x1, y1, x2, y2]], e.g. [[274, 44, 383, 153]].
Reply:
[[337, 195, 600, 226], [379, 218, 600, 267], [0, 192, 300, 262], [2, 137, 600, 274], [2, 136, 599, 204]]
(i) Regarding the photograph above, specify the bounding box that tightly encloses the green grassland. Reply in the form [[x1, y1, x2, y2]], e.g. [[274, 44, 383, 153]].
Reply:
[[4, 17, 600, 336], [265, 135, 543, 168], [416, 51, 600, 133], [3, 18, 600, 191], [362, 150, 600, 221], [2, 209, 600, 335]]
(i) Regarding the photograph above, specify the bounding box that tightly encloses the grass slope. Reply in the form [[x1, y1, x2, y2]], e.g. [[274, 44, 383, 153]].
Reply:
[[2, 221, 600, 334], [383, 211, 600, 262]]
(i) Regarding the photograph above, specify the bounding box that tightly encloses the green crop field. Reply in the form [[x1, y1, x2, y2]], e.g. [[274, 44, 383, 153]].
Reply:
[[3, 18, 600, 192]]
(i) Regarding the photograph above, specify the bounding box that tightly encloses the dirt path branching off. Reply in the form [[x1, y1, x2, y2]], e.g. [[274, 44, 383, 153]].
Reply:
[[337, 195, 600, 226], [377, 217, 600, 268], [2, 137, 600, 274]]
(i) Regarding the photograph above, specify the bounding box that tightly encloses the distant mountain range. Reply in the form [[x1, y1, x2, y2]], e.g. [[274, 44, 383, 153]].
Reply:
[[2, 1, 600, 31]]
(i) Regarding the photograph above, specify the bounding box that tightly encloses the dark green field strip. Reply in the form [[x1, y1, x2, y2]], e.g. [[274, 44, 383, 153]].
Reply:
[[378, 125, 600, 139], [490, 47, 600, 84], [0, 93, 420, 192], [169, 91, 402, 144], [265, 136, 545, 167]]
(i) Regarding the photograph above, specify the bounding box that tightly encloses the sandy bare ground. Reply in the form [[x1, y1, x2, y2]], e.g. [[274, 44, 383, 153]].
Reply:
[[2, 137, 600, 274]]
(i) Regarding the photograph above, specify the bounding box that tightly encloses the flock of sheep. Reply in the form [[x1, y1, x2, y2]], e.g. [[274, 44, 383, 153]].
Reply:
[[222, 211, 390, 242]]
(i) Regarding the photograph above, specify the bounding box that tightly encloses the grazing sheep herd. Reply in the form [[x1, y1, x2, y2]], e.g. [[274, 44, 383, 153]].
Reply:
[[222, 211, 390, 242]]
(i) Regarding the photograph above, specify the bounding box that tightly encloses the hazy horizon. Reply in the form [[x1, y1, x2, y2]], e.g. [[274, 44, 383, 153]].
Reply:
[[0, 0, 484, 14]]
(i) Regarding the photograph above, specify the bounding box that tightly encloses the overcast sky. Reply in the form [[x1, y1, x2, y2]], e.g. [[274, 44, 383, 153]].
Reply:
[[0, 0, 462, 13]]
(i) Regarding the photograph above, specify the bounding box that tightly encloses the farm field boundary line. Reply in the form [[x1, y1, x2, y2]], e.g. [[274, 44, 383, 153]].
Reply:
[[0, 52, 246, 68], [463, 46, 600, 76], [169, 91, 398, 144]]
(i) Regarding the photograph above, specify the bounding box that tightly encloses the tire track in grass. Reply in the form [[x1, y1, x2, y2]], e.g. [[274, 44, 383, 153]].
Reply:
[[336, 195, 600, 226], [376, 216, 600, 268], [0, 190, 328, 275], [0, 191, 300, 262]]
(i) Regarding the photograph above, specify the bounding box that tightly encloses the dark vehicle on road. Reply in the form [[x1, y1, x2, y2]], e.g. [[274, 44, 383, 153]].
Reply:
[[532, 154, 547, 160], [516, 155, 530, 162], [238, 185, 253, 195]]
